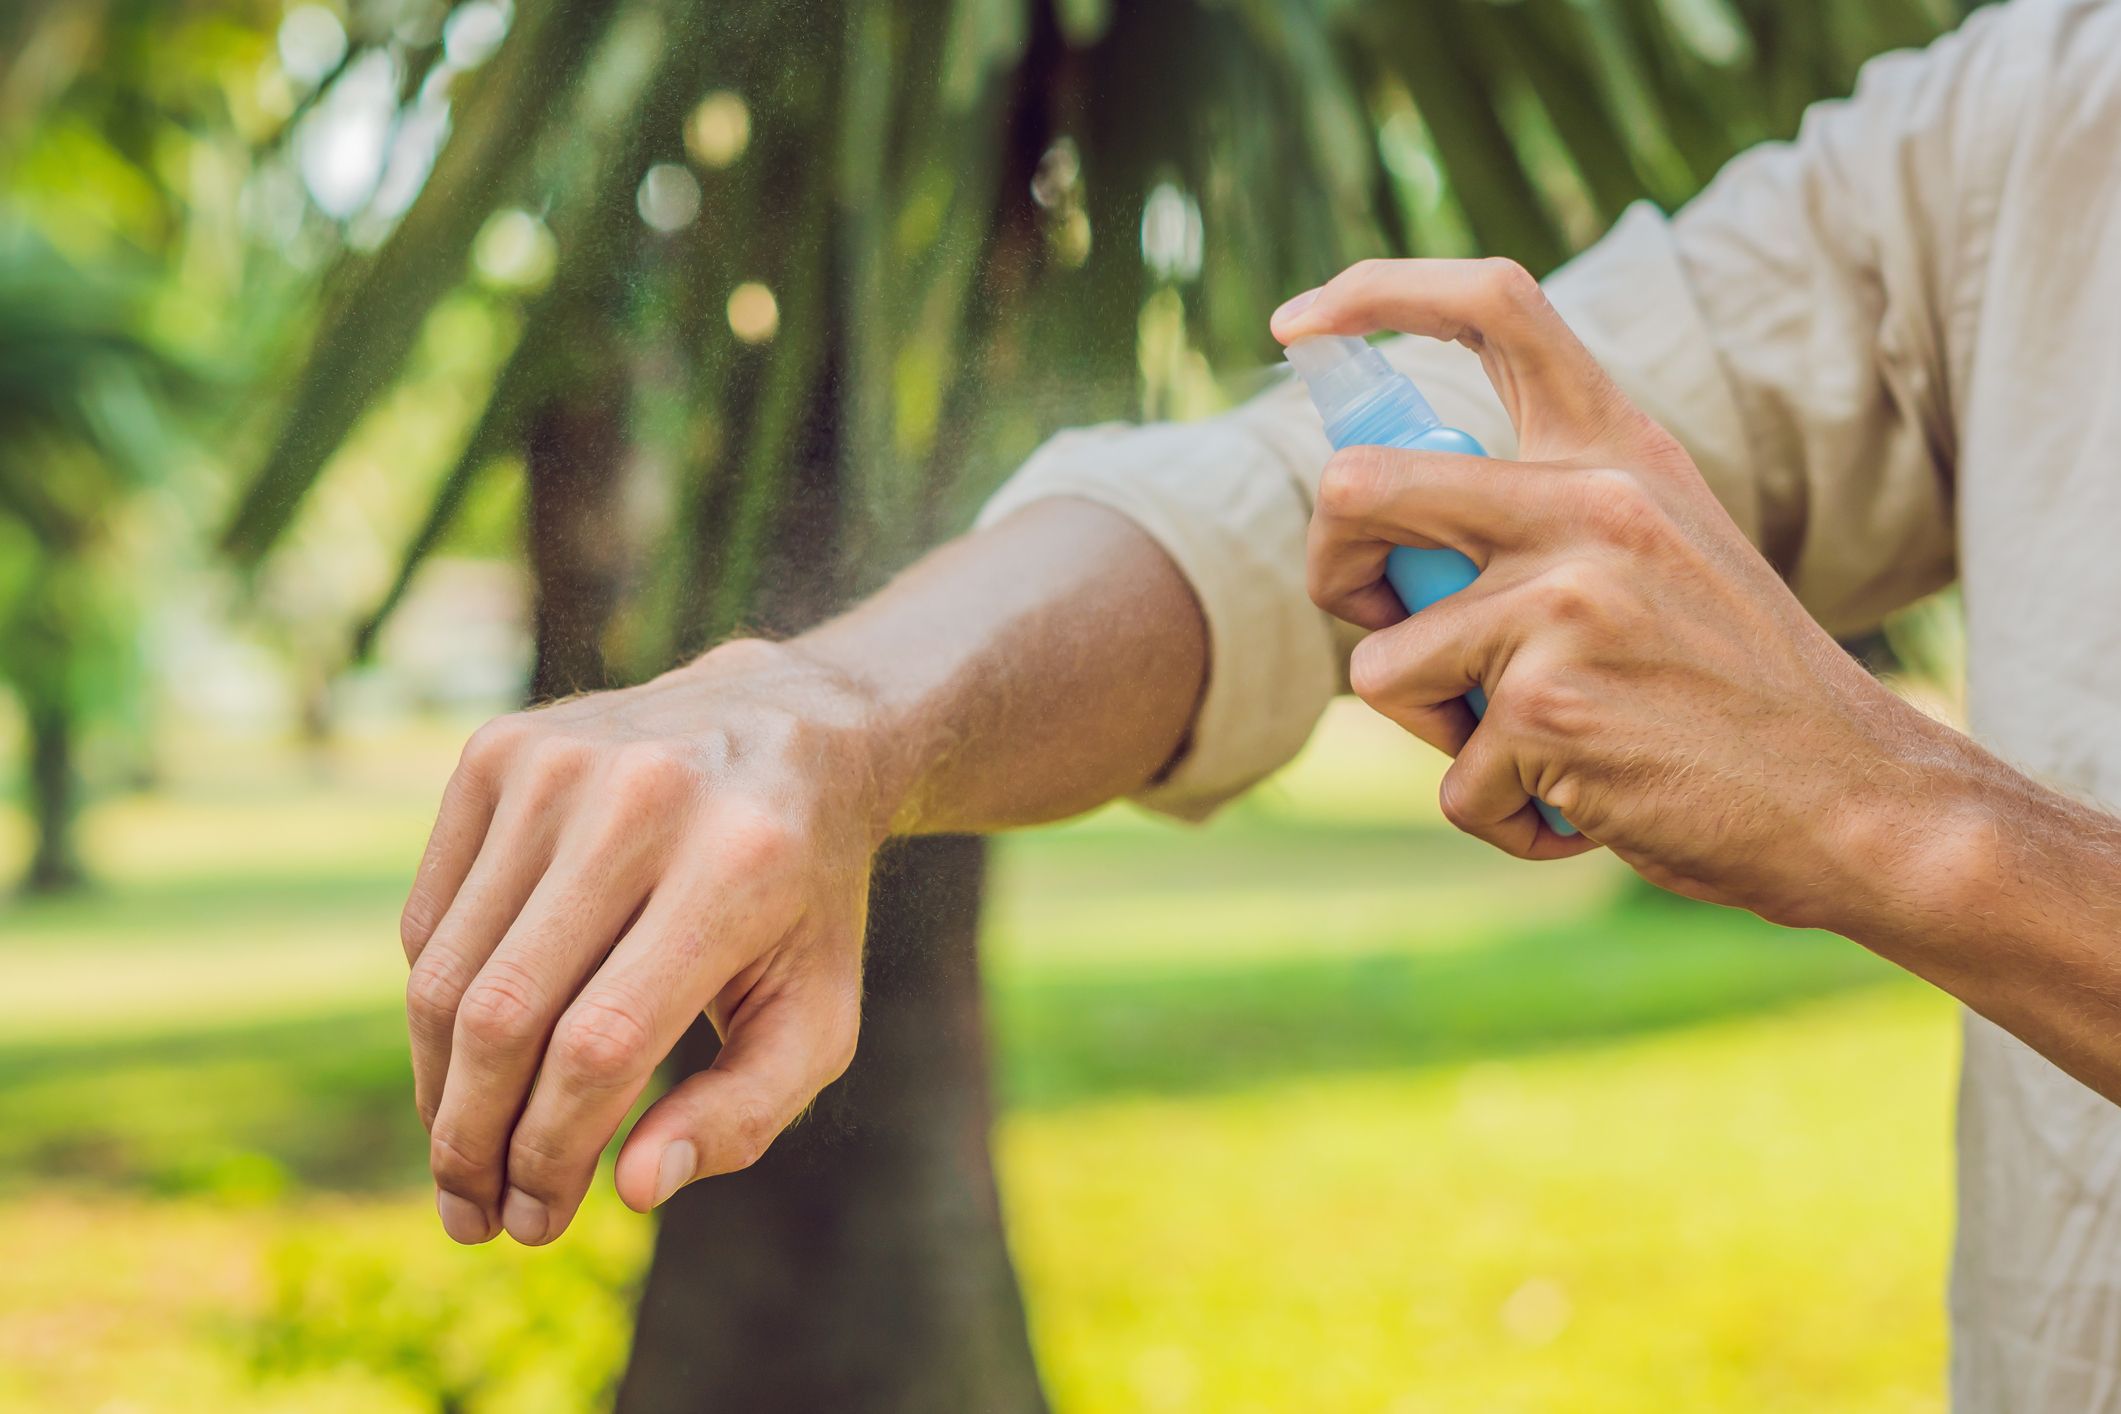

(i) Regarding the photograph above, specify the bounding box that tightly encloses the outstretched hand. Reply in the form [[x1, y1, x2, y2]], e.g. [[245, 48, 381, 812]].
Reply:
[[1272, 258, 1940, 923]]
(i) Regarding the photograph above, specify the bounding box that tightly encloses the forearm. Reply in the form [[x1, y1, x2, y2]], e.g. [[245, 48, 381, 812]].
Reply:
[[403, 496, 1205, 1239], [1833, 724, 2121, 1101], [787, 497, 1208, 837]]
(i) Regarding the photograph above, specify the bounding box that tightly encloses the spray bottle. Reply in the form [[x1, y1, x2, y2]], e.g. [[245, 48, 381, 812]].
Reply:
[[1286, 335, 1575, 836]]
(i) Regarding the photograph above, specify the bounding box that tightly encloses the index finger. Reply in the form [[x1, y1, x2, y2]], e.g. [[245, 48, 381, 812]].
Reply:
[[1307, 444, 1562, 626], [493, 832, 801, 1244], [1272, 258, 1637, 461], [400, 760, 496, 966]]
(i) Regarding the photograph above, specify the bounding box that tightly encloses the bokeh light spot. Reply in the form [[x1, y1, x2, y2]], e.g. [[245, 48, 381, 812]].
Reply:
[[726, 282, 778, 344], [277, 5, 348, 87], [296, 49, 399, 220], [685, 91, 751, 169], [443, 1, 511, 69], [636, 163, 701, 233], [473, 208, 556, 291], [1140, 181, 1203, 282]]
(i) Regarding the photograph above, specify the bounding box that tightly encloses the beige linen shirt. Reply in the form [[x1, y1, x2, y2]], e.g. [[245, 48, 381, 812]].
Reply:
[[979, 0, 2121, 1406]]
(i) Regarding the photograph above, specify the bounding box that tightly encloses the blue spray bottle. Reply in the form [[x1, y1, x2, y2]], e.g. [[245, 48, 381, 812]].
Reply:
[[1286, 335, 1575, 836]]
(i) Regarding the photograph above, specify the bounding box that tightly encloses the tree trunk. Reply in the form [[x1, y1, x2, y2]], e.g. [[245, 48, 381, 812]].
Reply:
[[21, 695, 84, 894], [524, 376, 630, 702], [616, 118, 1047, 1405], [617, 834, 1046, 1414]]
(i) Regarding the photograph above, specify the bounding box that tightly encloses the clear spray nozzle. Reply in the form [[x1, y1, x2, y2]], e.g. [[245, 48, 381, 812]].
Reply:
[[1283, 334, 1439, 441]]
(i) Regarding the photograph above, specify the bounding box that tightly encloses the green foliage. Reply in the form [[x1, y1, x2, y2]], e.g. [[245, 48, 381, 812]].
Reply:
[[217, 0, 631, 564], [0, 0, 1991, 869], [0, 227, 181, 889], [249, 1211, 643, 1413], [181, 0, 1978, 682]]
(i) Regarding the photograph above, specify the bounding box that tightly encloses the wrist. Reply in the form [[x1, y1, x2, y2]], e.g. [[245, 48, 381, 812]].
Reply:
[[1796, 717, 2003, 946], [682, 637, 922, 849]]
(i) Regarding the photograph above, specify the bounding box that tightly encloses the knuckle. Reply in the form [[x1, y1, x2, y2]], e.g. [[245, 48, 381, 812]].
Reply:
[[523, 733, 591, 788], [399, 897, 437, 962], [462, 714, 532, 775], [1436, 770, 1481, 834], [455, 964, 547, 1051], [553, 995, 654, 1088], [1478, 256, 1541, 310], [1578, 469, 1666, 551], [1626, 410, 1690, 468], [1346, 633, 1398, 706], [717, 805, 798, 878], [405, 956, 467, 1033], [608, 743, 698, 805], [1303, 524, 1340, 613], [505, 1126, 582, 1191], [1527, 561, 1605, 627], [1337, 257, 1392, 296], [1508, 672, 1593, 741], [1317, 447, 1390, 521], [429, 1129, 486, 1192], [724, 1098, 783, 1172], [1305, 565, 1334, 614]]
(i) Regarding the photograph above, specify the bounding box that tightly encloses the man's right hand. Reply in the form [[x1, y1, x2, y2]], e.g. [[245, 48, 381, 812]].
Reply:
[[401, 637, 882, 1246]]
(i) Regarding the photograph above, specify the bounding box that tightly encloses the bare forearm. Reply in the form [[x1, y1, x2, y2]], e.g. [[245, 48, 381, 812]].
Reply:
[[402, 497, 1206, 1241], [1831, 725, 2121, 1101], [788, 497, 1208, 837]]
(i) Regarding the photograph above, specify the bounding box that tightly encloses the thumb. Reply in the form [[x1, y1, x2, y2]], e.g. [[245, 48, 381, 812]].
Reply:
[[613, 977, 859, 1212]]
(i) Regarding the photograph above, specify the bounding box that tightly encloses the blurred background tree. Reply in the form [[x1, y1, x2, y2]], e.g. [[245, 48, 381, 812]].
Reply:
[[0, 232, 175, 892], [1, 0, 1979, 1407]]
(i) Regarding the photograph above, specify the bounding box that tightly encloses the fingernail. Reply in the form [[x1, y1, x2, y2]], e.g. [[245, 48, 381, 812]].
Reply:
[[435, 1188, 490, 1244], [1271, 287, 1320, 328], [501, 1187, 549, 1245], [653, 1141, 697, 1208]]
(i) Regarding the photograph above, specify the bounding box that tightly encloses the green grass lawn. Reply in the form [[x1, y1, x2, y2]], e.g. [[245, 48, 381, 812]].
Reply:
[[0, 704, 1956, 1411]]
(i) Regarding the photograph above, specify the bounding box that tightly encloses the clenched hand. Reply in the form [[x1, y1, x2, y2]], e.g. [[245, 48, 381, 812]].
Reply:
[[1273, 259, 1955, 927]]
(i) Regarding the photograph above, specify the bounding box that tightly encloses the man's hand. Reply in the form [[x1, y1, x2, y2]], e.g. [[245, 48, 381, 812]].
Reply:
[[1272, 259, 1957, 925], [398, 499, 1210, 1246], [401, 639, 877, 1245]]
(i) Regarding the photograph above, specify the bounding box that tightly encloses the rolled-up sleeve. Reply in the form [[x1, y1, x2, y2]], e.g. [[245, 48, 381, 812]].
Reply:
[[975, 416, 1339, 820], [978, 1, 2012, 818], [974, 207, 1778, 822]]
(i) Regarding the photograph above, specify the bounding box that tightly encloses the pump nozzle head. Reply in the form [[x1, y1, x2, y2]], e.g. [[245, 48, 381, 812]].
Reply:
[[1283, 335, 1439, 443]]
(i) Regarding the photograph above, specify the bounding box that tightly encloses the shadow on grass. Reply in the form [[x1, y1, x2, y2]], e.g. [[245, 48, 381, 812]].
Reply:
[[0, 871, 412, 945], [994, 889, 1904, 1111], [0, 1007, 422, 1195], [0, 893, 1903, 1194]]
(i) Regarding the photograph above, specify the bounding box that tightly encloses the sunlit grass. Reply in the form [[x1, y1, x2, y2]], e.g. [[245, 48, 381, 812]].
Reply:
[[0, 704, 1956, 1410], [1009, 986, 1952, 1414], [0, 1187, 648, 1413]]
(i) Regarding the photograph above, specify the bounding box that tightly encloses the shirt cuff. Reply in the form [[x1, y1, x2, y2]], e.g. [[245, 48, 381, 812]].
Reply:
[[974, 417, 1341, 821]]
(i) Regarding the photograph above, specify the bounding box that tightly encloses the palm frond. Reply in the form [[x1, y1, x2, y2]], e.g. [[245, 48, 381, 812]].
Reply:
[[219, 0, 626, 564]]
